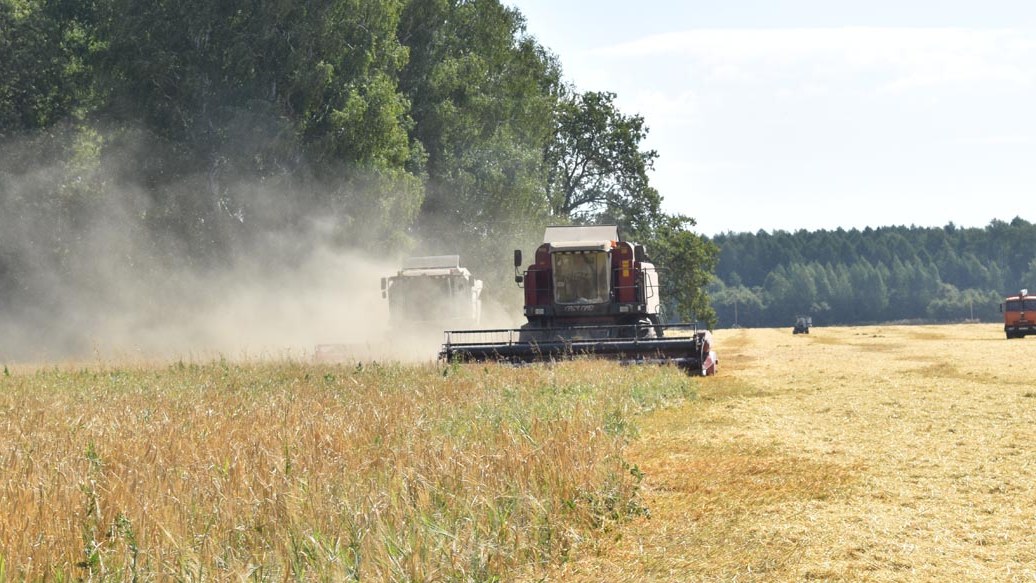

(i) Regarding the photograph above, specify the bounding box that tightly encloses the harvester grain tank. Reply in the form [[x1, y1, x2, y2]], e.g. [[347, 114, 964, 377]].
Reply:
[[440, 226, 718, 375], [1000, 289, 1036, 339], [381, 255, 483, 328]]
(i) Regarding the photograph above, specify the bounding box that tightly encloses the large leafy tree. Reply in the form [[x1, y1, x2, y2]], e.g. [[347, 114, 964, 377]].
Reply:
[[0, 0, 107, 313], [544, 90, 663, 236], [398, 0, 560, 265], [0, 0, 723, 338], [0, 0, 96, 135], [94, 0, 423, 254], [707, 280, 765, 328], [542, 89, 716, 326], [648, 215, 719, 329]]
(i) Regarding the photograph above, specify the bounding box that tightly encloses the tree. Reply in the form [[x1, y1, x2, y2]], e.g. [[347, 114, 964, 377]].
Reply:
[[398, 0, 561, 283], [0, 0, 726, 340], [708, 280, 764, 328], [787, 262, 819, 316], [762, 266, 793, 324], [649, 215, 718, 329], [92, 0, 424, 254], [544, 90, 662, 235], [0, 0, 96, 135], [538, 88, 717, 325]]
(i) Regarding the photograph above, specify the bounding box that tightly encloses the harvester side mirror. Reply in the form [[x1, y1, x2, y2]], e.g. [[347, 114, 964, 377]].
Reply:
[[380, 277, 387, 299], [635, 244, 647, 262], [513, 250, 524, 287]]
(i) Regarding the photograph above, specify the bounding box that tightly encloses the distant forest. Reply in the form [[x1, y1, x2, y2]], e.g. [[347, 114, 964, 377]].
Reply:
[[707, 219, 1036, 328]]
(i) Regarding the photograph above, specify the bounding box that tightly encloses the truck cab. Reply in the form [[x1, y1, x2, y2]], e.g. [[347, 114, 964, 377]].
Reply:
[[1001, 289, 1036, 339]]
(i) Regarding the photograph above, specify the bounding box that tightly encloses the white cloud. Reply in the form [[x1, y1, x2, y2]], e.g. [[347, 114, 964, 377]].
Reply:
[[594, 27, 1036, 93], [553, 24, 1036, 234], [948, 135, 1036, 146], [622, 89, 701, 127]]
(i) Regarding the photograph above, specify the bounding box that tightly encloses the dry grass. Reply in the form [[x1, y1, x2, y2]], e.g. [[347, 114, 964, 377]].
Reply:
[[8, 323, 1036, 581], [533, 324, 1036, 582], [0, 358, 697, 580]]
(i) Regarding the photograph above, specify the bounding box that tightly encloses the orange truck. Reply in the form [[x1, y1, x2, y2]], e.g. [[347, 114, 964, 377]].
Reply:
[[1000, 289, 1036, 339]]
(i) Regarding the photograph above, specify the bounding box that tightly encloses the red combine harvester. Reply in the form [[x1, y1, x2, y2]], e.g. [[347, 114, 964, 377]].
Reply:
[[440, 225, 717, 375]]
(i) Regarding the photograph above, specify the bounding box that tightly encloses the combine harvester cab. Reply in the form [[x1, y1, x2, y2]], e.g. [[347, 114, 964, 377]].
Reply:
[[381, 255, 484, 329], [440, 226, 718, 375], [1001, 288, 1036, 339], [315, 255, 482, 362]]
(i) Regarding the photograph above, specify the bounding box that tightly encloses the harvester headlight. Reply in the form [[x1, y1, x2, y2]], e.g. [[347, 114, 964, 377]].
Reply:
[[619, 305, 630, 313], [534, 308, 546, 315]]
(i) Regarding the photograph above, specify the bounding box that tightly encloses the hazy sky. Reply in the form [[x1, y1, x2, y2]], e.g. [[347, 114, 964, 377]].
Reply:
[[507, 1, 1036, 236]]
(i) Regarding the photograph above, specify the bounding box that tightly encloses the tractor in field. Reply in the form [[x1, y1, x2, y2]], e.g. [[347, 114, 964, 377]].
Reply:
[[793, 316, 812, 334], [440, 225, 717, 375]]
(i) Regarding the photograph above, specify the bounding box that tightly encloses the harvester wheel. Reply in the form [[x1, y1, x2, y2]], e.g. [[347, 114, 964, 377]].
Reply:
[[637, 318, 657, 339], [702, 351, 718, 376], [618, 319, 655, 339], [518, 324, 546, 343]]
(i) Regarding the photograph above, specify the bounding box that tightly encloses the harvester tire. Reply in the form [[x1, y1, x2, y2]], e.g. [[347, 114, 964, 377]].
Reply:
[[637, 318, 657, 339], [518, 324, 546, 343]]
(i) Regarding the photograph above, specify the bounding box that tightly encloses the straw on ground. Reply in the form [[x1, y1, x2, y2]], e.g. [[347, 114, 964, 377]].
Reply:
[[537, 324, 1036, 581]]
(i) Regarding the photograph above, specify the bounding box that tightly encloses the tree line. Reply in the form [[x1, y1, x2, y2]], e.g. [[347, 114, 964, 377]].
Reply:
[[708, 219, 1036, 328], [0, 0, 718, 332]]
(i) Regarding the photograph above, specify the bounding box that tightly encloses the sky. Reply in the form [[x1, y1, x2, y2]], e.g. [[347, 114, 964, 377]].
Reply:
[[506, 1, 1036, 236]]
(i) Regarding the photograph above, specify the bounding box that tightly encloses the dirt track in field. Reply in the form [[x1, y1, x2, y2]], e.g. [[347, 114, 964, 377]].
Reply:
[[544, 324, 1036, 581]]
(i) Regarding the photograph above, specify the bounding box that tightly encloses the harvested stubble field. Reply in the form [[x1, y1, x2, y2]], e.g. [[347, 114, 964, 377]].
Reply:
[[538, 323, 1036, 582], [0, 357, 694, 580]]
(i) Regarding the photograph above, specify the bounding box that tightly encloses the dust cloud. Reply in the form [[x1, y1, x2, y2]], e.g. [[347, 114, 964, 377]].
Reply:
[[0, 134, 526, 365], [0, 219, 404, 364]]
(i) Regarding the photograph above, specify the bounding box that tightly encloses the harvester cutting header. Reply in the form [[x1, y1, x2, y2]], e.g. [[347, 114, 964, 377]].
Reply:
[[441, 225, 717, 375]]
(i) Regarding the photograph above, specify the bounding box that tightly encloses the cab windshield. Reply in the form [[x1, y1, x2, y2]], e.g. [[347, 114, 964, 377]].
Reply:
[[390, 275, 468, 320], [1005, 299, 1036, 311], [552, 251, 610, 304]]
